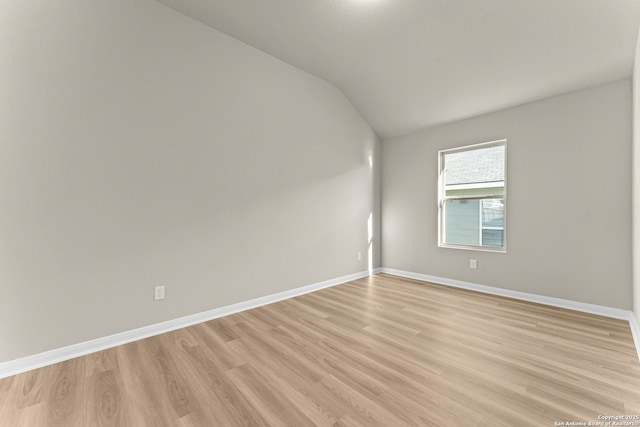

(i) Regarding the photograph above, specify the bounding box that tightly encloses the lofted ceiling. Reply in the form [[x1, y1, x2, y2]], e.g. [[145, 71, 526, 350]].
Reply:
[[154, 0, 640, 139]]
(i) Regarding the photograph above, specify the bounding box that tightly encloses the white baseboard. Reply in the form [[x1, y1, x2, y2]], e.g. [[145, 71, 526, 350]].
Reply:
[[380, 268, 632, 319], [379, 268, 640, 361], [0, 269, 373, 380], [630, 315, 640, 361]]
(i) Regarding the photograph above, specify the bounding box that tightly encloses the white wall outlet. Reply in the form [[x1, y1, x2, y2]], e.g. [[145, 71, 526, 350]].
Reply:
[[357, 251, 362, 261], [154, 285, 166, 301], [470, 259, 477, 269]]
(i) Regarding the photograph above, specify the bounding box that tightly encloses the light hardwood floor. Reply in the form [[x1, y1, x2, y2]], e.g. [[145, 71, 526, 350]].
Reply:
[[1, 273, 639, 426]]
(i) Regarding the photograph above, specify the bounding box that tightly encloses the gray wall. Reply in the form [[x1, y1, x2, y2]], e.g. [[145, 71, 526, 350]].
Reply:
[[0, 0, 380, 363], [382, 79, 632, 309]]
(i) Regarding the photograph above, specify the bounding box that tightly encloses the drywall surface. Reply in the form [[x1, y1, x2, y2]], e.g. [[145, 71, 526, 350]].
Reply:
[[382, 80, 632, 309], [0, 0, 379, 362], [633, 29, 640, 325]]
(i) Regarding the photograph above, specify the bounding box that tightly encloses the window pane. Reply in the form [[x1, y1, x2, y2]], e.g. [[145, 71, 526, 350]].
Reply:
[[444, 199, 481, 246], [481, 199, 504, 228], [444, 145, 505, 187], [482, 229, 504, 247], [444, 197, 505, 248]]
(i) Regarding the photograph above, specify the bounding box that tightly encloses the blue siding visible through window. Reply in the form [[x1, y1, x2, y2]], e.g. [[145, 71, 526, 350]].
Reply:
[[482, 229, 504, 247], [445, 199, 480, 246]]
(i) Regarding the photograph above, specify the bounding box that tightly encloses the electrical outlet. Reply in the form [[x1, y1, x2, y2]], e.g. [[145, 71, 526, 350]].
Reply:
[[154, 285, 166, 301], [357, 251, 362, 261], [470, 259, 477, 269]]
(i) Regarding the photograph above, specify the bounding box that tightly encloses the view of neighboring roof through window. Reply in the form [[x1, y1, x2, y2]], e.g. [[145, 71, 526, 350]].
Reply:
[[439, 141, 506, 252]]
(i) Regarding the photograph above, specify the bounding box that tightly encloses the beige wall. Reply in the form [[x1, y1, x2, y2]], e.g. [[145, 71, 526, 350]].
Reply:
[[633, 29, 640, 325], [0, 0, 380, 363], [382, 80, 632, 309]]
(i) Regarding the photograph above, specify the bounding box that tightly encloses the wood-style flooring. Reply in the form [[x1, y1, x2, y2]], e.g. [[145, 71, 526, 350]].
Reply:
[[1, 273, 639, 426]]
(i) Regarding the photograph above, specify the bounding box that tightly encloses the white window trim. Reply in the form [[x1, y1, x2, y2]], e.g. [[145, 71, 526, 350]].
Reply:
[[438, 139, 507, 253]]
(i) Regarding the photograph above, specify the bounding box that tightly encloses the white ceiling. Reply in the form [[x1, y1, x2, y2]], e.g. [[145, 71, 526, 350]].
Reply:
[[154, 0, 640, 139]]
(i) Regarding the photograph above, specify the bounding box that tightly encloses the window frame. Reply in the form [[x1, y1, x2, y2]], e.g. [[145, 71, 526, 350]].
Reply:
[[438, 139, 507, 253]]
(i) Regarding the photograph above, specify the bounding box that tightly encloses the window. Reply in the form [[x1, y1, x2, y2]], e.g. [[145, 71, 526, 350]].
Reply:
[[438, 140, 506, 252]]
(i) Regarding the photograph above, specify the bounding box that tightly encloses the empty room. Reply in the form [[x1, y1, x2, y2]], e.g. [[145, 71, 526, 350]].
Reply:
[[1, 0, 640, 426]]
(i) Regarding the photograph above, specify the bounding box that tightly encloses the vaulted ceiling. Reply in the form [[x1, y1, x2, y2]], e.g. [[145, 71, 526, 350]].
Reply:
[[154, 0, 640, 138]]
